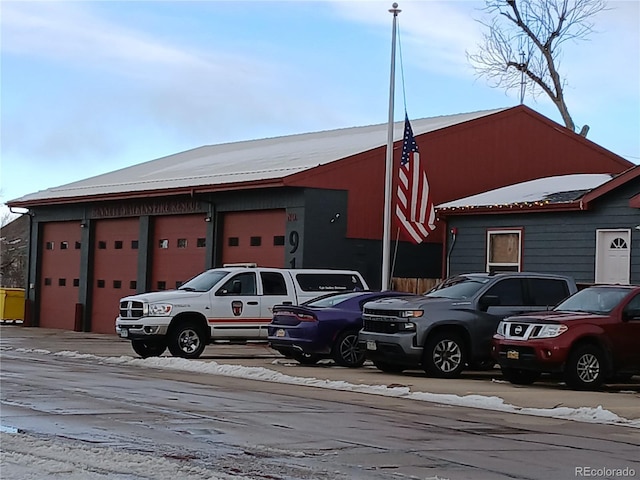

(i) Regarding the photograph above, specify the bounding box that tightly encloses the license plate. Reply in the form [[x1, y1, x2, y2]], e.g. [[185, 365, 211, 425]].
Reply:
[[276, 329, 285, 337], [366, 340, 377, 351], [507, 350, 519, 360], [119, 328, 128, 338]]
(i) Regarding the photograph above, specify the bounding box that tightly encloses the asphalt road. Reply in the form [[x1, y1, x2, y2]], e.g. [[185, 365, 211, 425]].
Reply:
[[1, 326, 639, 480]]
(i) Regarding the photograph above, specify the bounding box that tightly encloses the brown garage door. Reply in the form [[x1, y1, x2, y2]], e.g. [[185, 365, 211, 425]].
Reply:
[[221, 210, 285, 268], [90, 218, 139, 334], [150, 214, 208, 291], [39, 222, 82, 330]]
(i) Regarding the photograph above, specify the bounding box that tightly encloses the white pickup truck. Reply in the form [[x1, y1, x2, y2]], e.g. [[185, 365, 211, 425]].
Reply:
[[115, 266, 368, 359]]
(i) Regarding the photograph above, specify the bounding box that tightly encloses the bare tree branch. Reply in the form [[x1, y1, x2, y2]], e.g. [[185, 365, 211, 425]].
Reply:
[[467, 0, 607, 132]]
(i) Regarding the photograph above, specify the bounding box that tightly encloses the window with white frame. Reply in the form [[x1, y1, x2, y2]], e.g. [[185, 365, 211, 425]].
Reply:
[[486, 229, 522, 273]]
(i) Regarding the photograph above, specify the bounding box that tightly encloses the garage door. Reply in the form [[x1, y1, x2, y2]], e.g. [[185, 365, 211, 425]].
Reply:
[[90, 218, 139, 334], [39, 222, 82, 330], [150, 214, 208, 291], [221, 210, 285, 268]]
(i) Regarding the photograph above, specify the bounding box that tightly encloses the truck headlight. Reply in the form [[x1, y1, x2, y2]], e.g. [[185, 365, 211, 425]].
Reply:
[[143, 303, 173, 316], [532, 324, 567, 338], [496, 322, 506, 336], [400, 310, 423, 318]]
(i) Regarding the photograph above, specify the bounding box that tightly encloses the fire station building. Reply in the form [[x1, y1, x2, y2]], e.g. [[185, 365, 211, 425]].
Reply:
[[8, 106, 632, 333]]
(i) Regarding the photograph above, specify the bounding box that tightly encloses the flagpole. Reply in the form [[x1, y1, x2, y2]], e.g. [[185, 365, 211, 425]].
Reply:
[[382, 3, 400, 291]]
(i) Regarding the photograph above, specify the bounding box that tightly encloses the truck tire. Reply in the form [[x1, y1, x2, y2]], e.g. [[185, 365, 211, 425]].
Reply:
[[564, 344, 606, 390], [131, 340, 166, 358], [423, 331, 466, 378], [501, 367, 540, 385], [332, 330, 366, 368], [167, 321, 206, 359]]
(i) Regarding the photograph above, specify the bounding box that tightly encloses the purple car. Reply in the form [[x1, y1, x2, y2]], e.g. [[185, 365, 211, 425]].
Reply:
[[267, 290, 413, 367]]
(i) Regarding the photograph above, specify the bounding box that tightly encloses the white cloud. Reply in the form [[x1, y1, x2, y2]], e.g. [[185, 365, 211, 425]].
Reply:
[[0, 1, 357, 198], [330, 0, 483, 76]]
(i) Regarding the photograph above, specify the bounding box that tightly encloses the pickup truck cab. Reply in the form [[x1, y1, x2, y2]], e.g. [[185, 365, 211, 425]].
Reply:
[[115, 266, 368, 359], [493, 284, 640, 390], [359, 272, 577, 378]]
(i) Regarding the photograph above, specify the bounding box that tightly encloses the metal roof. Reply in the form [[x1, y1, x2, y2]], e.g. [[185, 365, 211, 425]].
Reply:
[[10, 108, 506, 204]]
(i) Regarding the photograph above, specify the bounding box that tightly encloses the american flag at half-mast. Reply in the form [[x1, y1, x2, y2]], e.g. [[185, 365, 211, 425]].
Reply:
[[395, 114, 436, 244]]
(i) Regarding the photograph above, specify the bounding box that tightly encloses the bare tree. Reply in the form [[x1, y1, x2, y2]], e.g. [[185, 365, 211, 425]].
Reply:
[[0, 214, 28, 288], [467, 0, 607, 133]]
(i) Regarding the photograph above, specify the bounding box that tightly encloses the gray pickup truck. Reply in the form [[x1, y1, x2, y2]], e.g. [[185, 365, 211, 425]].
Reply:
[[359, 272, 577, 378]]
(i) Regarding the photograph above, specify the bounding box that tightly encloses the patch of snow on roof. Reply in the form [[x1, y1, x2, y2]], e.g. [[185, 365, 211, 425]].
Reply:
[[437, 174, 614, 209], [10, 108, 506, 203]]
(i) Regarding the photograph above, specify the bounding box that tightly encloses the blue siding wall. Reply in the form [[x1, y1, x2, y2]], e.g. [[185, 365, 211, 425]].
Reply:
[[446, 180, 640, 284]]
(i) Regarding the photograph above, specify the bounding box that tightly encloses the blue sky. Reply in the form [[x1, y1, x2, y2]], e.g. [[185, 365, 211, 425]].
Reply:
[[1, 0, 639, 212]]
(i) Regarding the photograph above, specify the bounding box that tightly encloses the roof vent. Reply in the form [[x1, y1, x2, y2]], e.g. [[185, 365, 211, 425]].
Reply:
[[579, 125, 590, 137]]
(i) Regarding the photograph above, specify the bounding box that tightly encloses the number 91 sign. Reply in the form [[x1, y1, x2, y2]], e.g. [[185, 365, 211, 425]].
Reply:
[[286, 209, 303, 268]]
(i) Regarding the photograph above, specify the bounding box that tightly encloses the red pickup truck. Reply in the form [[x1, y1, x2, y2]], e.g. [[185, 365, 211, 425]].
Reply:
[[492, 285, 640, 390]]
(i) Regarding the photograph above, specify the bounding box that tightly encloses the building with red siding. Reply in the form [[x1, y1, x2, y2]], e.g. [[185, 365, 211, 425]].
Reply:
[[8, 106, 632, 333]]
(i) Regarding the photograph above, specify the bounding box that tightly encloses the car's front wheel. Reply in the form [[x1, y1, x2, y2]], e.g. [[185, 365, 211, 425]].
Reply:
[[131, 340, 167, 358], [564, 344, 606, 390], [167, 321, 207, 359], [423, 331, 466, 378], [332, 330, 366, 368], [501, 367, 540, 385]]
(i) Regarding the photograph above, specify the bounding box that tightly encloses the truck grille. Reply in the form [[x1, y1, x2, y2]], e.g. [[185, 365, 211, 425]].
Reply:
[[507, 323, 533, 338], [119, 301, 144, 319], [362, 318, 402, 334], [363, 308, 404, 318]]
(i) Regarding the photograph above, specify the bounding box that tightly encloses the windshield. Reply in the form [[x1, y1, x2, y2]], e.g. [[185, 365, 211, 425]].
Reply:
[[554, 287, 630, 315], [304, 291, 364, 307], [178, 270, 229, 292], [425, 275, 490, 300]]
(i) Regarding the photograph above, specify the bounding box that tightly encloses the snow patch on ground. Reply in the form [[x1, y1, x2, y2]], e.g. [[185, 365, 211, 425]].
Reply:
[[10, 347, 638, 429]]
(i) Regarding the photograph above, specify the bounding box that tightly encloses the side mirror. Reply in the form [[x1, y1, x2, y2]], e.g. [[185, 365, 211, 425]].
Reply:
[[479, 295, 500, 311], [621, 309, 640, 322]]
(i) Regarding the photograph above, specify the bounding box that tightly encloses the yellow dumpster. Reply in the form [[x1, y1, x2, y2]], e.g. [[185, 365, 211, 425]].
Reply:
[[0, 288, 25, 323]]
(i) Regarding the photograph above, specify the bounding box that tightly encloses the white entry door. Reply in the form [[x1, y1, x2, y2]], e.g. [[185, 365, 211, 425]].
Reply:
[[595, 229, 631, 284]]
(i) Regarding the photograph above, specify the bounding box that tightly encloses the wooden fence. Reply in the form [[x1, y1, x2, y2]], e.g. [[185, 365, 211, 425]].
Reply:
[[391, 277, 442, 294]]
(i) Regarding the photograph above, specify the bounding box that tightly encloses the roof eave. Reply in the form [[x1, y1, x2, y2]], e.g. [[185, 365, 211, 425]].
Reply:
[[7, 178, 287, 208], [436, 202, 583, 218], [580, 165, 640, 208]]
